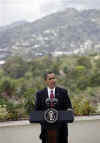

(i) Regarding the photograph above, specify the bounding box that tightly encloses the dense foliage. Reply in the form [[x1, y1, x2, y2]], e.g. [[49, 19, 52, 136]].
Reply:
[[0, 54, 100, 121]]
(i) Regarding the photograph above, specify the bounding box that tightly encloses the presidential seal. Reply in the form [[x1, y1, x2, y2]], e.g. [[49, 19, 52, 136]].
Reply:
[[44, 108, 58, 123]]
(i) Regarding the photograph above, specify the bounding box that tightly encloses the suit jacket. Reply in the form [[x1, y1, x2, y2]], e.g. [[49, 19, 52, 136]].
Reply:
[[35, 86, 72, 127], [34, 86, 72, 141], [35, 86, 72, 111]]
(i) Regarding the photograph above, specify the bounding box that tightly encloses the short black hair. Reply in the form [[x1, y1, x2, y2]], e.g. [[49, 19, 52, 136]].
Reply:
[[44, 71, 55, 80]]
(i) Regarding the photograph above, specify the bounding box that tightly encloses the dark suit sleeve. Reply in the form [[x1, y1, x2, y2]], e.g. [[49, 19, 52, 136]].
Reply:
[[63, 89, 72, 110], [34, 91, 42, 110]]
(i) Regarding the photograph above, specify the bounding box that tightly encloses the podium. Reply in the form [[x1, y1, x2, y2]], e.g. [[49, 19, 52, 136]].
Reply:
[[30, 110, 74, 123], [30, 109, 74, 143], [29, 98, 74, 143]]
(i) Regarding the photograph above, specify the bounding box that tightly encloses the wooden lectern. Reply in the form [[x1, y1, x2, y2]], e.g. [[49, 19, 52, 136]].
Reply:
[[47, 128, 58, 143], [29, 98, 74, 143]]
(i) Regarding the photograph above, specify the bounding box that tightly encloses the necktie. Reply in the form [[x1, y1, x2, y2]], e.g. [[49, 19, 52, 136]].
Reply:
[[50, 90, 54, 99], [50, 90, 54, 107]]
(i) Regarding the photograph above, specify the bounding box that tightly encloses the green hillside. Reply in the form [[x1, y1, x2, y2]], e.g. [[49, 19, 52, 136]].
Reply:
[[0, 54, 100, 121]]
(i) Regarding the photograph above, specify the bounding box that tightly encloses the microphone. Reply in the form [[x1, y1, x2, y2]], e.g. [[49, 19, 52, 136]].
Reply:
[[45, 98, 58, 108]]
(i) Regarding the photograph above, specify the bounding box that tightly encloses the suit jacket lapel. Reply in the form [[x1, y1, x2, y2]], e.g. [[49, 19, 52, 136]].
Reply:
[[55, 87, 60, 98]]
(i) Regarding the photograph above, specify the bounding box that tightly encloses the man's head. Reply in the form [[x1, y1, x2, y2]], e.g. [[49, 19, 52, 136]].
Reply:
[[44, 72, 56, 89]]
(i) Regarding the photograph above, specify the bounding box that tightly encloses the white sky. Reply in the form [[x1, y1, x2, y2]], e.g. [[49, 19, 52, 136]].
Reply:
[[0, 0, 41, 26], [0, 0, 100, 27]]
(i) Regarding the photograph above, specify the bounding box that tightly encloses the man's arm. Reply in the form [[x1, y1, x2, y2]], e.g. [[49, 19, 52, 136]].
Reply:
[[34, 91, 42, 110], [63, 89, 72, 110]]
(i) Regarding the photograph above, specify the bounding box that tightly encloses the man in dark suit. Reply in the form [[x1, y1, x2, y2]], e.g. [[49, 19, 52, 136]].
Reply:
[[35, 71, 72, 143]]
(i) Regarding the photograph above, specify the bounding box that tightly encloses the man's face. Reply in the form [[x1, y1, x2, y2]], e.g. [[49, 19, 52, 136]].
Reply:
[[46, 73, 56, 89]]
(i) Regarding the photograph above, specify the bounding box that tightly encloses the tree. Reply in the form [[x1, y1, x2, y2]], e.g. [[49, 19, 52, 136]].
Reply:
[[77, 56, 92, 69], [0, 78, 15, 97], [2, 56, 28, 78]]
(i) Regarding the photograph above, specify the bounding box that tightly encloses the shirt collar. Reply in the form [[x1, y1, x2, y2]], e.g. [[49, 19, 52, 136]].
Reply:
[[47, 87, 55, 97]]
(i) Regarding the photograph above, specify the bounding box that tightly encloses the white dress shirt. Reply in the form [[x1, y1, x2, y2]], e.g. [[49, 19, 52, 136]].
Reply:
[[47, 87, 55, 98]]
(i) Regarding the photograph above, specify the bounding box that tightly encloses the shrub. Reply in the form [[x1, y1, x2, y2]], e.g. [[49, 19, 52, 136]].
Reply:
[[0, 105, 8, 121], [24, 88, 35, 113], [7, 102, 26, 120], [72, 95, 96, 115]]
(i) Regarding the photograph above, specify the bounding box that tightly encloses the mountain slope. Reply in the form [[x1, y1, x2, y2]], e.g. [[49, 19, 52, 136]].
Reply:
[[0, 8, 100, 60]]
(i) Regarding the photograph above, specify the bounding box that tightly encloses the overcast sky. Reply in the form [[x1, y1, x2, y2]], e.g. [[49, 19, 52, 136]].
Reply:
[[0, 0, 100, 27]]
